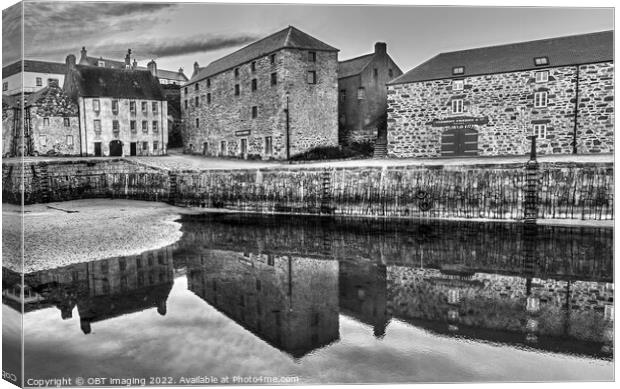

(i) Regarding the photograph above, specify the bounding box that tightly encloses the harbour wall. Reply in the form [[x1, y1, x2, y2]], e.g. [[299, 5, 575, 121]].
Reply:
[[2, 158, 613, 221]]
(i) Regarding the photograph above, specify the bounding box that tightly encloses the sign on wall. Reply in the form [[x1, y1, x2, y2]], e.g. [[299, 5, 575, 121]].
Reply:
[[428, 116, 489, 129], [235, 130, 251, 137]]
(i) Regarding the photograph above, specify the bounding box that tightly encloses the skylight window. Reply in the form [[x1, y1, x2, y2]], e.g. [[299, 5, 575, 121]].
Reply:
[[452, 66, 465, 75], [534, 57, 549, 66]]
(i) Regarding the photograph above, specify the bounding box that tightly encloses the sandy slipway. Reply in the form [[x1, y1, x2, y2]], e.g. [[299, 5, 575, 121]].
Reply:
[[2, 200, 192, 273]]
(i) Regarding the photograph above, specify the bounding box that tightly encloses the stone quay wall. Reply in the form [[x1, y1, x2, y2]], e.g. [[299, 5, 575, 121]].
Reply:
[[2, 159, 613, 221]]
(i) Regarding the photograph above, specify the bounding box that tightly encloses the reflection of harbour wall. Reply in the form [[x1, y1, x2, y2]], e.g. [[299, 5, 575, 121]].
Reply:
[[387, 266, 613, 344], [3, 159, 613, 221], [177, 215, 613, 282], [187, 250, 339, 357]]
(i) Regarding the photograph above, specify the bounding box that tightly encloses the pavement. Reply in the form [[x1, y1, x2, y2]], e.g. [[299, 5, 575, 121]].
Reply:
[[4, 148, 613, 171]]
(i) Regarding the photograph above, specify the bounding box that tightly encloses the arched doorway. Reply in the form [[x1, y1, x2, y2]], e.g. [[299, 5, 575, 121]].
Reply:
[[109, 140, 123, 156], [441, 127, 478, 157]]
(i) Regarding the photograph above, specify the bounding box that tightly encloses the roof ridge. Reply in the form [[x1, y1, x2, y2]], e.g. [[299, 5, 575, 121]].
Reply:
[[339, 52, 374, 64], [436, 30, 613, 56]]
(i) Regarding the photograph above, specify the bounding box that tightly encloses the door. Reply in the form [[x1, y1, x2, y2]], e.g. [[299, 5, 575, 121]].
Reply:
[[202, 142, 208, 155], [94, 142, 102, 157], [441, 127, 478, 157], [240, 138, 247, 158], [130, 142, 137, 156], [109, 140, 123, 156]]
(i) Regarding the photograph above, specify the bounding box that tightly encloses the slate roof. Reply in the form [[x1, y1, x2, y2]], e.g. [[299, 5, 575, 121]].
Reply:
[[390, 30, 614, 85], [79, 55, 126, 69], [338, 53, 374, 78], [2, 60, 67, 78], [189, 26, 338, 84], [137, 66, 188, 82], [64, 65, 165, 101]]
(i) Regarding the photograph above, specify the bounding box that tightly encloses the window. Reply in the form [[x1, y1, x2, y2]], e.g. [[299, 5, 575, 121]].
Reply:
[[452, 99, 464, 113], [63, 117, 70, 127], [270, 54, 276, 64], [47, 78, 59, 87], [93, 99, 100, 112], [373, 68, 378, 78], [220, 140, 227, 156], [39, 135, 47, 146], [142, 120, 148, 133], [452, 80, 464, 91], [533, 124, 547, 139], [195, 118, 199, 128], [339, 89, 346, 102], [94, 119, 101, 133], [43, 117, 50, 126], [251, 106, 258, 118], [357, 87, 365, 100], [207, 93, 211, 104], [152, 102, 158, 113], [534, 91, 548, 108], [535, 71, 549, 83], [97, 60, 105, 67], [184, 100, 188, 109], [251, 78, 257, 91], [152, 121, 158, 132], [111, 100, 119, 115], [66, 135, 73, 146], [141, 101, 148, 113], [36, 77, 42, 86], [153, 141, 159, 151], [195, 96, 199, 106], [129, 101, 136, 114], [234, 68, 239, 78], [534, 57, 549, 66], [307, 70, 317, 84], [2, 82, 7, 91], [234, 84, 240, 96], [388, 69, 393, 78], [251, 61, 256, 72], [112, 120, 119, 134], [142, 141, 148, 150], [184, 87, 188, 95], [206, 78, 211, 88], [270, 72, 277, 86], [264, 136, 273, 156], [194, 83, 199, 91], [452, 66, 465, 75], [130, 120, 137, 133], [308, 51, 316, 62]]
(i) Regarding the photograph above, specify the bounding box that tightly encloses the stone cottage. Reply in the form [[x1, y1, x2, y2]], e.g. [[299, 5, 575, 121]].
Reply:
[[2, 85, 80, 157], [338, 42, 402, 146], [63, 55, 168, 157], [182, 26, 339, 160], [387, 30, 614, 158]]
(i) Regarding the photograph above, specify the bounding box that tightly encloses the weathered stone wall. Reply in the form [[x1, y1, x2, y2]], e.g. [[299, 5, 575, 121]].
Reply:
[[2, 104, 16, 156], [387, 62, 614, 158], [183, 48, 338, 159], [3, 160, 613, 221], [576, 62, 614, 153], [80, 97, 168, 157]]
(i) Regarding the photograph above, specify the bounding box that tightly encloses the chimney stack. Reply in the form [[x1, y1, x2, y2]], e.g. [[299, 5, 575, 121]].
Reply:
[[132, 58, 138, 70], [147, 60, 157, 76], [125, 49, 132, 68], [79, 46, 88, 64], [178, 67, 184, 74], [193, 61, 200, 76], [66, 54, 76, 72], [374, 42, 387, 56]]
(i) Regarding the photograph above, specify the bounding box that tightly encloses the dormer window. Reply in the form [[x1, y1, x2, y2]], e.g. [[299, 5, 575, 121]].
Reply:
[[98, 60, 105, 67], [534, 57, 549, 66], [308, 51, 316, 62], [452, 80, 464, 91], [452, 66, 465, 75]]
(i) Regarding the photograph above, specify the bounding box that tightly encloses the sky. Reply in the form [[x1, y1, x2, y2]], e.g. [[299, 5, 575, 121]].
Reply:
[[1, 1, 614, 79]]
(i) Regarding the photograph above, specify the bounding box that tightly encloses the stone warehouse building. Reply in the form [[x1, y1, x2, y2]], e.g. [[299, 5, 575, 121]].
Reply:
[[338, 42, 402, 145], [63, 55, 168, 157], [183, 26, 339, 159], [387, 30, 614, 158]]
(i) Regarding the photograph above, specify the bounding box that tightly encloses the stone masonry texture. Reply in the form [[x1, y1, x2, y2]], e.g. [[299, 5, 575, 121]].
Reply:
[[387, 62, 614, 158], [182, 48, 338, 159]]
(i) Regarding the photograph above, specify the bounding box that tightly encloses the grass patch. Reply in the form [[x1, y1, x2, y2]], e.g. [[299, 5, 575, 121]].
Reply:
[[290, 142, 374, 161]]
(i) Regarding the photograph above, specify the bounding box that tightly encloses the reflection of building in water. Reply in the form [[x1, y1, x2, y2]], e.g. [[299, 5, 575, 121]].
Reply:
[[2, 246, 174, 334], [187, 250, 339, 358], [387, 266, 614, 358], [339, 260, 388, 338]]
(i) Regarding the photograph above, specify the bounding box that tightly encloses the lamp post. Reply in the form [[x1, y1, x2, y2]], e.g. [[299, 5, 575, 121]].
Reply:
[[285, 92, 290, 160]]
